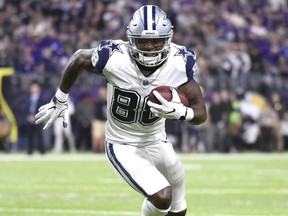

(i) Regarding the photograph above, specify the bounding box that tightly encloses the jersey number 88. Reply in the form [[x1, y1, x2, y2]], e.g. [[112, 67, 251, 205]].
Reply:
[[110, 88, 160, 126]]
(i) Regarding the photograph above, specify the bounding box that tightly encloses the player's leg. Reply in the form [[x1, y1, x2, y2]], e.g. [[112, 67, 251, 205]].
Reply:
[[166, 171, 187, 216], [105, 142, 172, 216], [142, 192, 171, 216], [155, 141, 187, 215], [146, 185, 172, 210]]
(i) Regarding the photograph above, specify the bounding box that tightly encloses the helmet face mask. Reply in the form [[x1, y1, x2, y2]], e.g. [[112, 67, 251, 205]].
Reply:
[[134, 38, 166, 53], [126, 5, 174, 67]]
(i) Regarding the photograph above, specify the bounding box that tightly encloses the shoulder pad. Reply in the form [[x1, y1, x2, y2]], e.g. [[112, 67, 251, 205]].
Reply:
[[173, 45, 197, 80], [91, 40, 124, 73]]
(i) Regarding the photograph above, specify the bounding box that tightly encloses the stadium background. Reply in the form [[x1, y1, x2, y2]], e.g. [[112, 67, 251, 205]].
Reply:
[[1, 0, 288, 153], [1, 1, 288, 216]]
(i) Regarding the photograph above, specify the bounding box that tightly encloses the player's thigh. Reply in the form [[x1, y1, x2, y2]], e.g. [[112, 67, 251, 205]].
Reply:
[[105, 142, 170, 196], [153, 142, 185, 184]]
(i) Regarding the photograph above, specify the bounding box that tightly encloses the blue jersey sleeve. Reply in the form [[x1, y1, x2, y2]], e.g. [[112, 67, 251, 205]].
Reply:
[[173, 45, 198, 81], [91, 40, 113, 74], [185, 48, 197, 81], [91, 40, 124, 74]]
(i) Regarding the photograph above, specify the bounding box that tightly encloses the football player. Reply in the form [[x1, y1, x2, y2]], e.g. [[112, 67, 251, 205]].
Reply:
[[35, 5, 207, 216]]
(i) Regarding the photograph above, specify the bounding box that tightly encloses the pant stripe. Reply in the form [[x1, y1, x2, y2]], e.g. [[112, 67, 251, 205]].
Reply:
[[106, 143, 148, 196]]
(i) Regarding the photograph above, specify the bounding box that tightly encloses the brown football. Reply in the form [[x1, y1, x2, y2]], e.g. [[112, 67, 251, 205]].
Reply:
[[149, 86, 190, 107]]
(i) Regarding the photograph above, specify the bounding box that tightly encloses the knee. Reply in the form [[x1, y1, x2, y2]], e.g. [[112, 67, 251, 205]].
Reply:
[[148, 186, 172, 210]]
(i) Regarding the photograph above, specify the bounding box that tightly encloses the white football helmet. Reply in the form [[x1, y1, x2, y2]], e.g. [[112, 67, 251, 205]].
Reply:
[[126, 5, 174, 67]]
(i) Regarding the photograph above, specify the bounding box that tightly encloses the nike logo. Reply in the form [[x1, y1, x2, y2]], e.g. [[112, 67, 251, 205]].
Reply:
[[164, 108, 175, 114]]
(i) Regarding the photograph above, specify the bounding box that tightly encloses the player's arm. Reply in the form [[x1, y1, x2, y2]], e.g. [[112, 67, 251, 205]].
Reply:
[[178, 79, 207, 125], [147, 79, 207, 125], [35, 48, 95, 130], [59, 49, 95, 93]]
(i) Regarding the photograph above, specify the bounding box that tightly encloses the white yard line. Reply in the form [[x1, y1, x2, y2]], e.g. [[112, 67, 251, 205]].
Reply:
[[0, 153, 288, 161], [186, 188, 288, 195], [180, 153, 288, 160], [0, 207, 138, 215], [0, 153, 107, 161], [0, 207, 284, 216], [0, 192, 134, 200]]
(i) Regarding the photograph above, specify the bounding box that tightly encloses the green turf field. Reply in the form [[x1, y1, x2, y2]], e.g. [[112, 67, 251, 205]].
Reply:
[[0, 153, 287, 216]]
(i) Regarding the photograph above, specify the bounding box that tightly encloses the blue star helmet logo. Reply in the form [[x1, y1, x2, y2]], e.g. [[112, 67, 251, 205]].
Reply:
[[174, 47, 196, 62]]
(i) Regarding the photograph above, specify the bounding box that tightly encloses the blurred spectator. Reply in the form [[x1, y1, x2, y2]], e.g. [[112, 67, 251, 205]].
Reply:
[[74, 93, 94, 151], [269, 91, 285, 150], [206, 89, 232, 152], [258, 101, 279, 152], [280, 111, 288, 150], [270, 91, 285, 118], [279, 56, 288, 79], [25, 80, 46, 156], [239, 92, 263, 149], [224, 94, 243, 152], [206, 91, 224, 152], [216, 42, 251, 89], [248, 45, 265, 74], [92, 86, 107, 153]]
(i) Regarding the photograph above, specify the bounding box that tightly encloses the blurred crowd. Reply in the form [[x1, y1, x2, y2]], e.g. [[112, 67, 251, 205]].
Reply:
[[1, 0, 288, 154]]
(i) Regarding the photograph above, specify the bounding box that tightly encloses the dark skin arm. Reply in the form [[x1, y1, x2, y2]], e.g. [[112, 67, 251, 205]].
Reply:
[[178, 79, 207, 125], [59, 49, 95, 93]]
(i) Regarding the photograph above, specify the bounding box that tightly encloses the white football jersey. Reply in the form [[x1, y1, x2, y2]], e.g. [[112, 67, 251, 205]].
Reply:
[[91, 40, 197, 147]]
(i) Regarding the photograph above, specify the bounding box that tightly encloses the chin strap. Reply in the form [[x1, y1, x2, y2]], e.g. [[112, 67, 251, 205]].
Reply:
[[138, 52, 161, 67]]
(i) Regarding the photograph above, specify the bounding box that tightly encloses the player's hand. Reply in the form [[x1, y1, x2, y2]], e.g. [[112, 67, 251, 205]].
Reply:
[[35, 89, 69, 130], [147, 88, 194, 121]]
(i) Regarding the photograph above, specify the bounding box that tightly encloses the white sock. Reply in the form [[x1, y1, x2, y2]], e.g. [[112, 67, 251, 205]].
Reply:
[[141, 198, 170, 216]]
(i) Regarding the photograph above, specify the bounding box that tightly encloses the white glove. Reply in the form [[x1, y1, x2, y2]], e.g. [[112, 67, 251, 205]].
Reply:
[[35, 89, 69, 130], [147, 88, 194, 121]]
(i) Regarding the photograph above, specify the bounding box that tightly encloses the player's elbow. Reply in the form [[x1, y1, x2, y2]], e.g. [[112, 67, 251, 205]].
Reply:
[[197, 113, 207, 124], [189, 109, 207, 125], [193, 115, 207, 125]]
